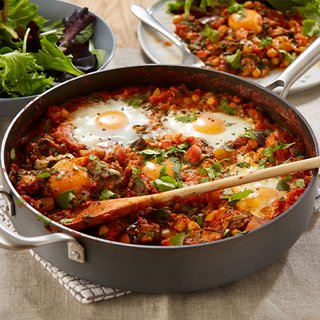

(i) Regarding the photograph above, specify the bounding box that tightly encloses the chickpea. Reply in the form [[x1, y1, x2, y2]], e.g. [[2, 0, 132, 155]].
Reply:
[[206, 96, 218, 106], [183, 96, 193, 104], [266, 48, 277, 58], [243, 1, 254, 9], [252, 68, 261, 79], [192, 94, 200, 102], [242, 45, 253, 54], [271, 58, 280, 65]]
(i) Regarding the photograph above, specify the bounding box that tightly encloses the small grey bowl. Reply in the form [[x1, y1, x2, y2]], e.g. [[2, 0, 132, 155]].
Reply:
[[0, 0, 116, 118]]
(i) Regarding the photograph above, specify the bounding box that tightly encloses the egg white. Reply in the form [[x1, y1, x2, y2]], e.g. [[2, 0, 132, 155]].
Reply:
[[228, 164, 285, 217], [71, 99, 150, 148], [163, 110, 252, 147]]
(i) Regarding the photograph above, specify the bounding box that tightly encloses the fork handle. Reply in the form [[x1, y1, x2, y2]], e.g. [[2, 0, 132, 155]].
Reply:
[[131, 4, 189, 53]]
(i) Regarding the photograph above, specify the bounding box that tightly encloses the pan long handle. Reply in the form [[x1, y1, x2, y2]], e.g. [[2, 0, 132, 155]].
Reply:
[[266, 36, 320, 98], [0, 190, 85, 263]]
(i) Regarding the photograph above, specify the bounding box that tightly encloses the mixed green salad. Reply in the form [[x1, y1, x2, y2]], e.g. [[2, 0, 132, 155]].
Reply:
[[0, 0, 106, 98], [167, 0, 320, 36]]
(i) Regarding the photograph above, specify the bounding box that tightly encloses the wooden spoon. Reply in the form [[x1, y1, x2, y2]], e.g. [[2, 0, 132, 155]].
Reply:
[[60, 156, 320, 230]]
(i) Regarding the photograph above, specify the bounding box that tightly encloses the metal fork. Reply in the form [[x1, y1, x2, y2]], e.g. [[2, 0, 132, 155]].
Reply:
[[131, 4, 205, 68]]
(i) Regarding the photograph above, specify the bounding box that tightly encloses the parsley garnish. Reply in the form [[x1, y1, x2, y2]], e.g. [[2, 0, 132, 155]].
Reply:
[[154, 175, 184, 192], [259, 37, 272, 48], [227, 3, 243, 14], [242, 128, 256, 140], [60, 218, 75, 224], [295, 179, 305, 188], [276, 179, 290, 191], [99, 189, 117, 200], [175, 113, 198, 123], [56, 189, 76, 209], [169, 232, 185, 246], [202, 24, 220, 43], [219, 98, 236, 115], [224, 189, 254, 203], [226, 49, 242, 69], [263, 141, 295, 163], [36, 171, 51, 179], [198, 161, 222, 180], [128, 93, 149, 108], [10, 148, 16, 160]]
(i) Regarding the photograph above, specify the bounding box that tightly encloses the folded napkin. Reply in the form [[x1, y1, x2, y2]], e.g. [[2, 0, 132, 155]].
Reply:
[[0, 194, 130, 304]]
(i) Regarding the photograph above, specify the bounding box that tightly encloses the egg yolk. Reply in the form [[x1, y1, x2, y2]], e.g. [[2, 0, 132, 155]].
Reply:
[[228, 9, 262, 34], [235, 187, 282, 217], [141, 160, 175, 180], [48, 159, 91, 198], [193, 115, 226, 134], [96, 110, 128, 130]]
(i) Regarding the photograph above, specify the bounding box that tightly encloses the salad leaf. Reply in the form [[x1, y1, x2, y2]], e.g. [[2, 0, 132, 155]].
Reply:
[[59, 7, 95, 51], [5, 0, 46, 30], [303, 19, 320, 36], [56, 189, 76, 209], [0, 51, 53, 97], [33, 36, 83, 76], [202, 24, 220, 43], [226, 49, 242, 69], [266, 0, 320, 21]]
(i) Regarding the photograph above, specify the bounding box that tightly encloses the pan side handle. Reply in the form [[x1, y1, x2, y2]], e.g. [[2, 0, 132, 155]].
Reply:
[[266, 36, 320, 98], [0, 190, 85, 263]]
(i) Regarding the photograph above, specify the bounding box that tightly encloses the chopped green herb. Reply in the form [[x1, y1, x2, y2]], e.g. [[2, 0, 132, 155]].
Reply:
[[295, 179, 305, 188], [279, 49, 297, 63], [99, 189, 117, 200], [36, 171, 51, 179], [258, 158, 268, 169], [139, 149, 163, 157], [128, 93, 149, 108], [227, 3, 243, 14], [154, 175, 184, 192], [237, 162, 250, 168], [226, 49, 242, 69], [60, 218, 75, 224], [259, 37, 272, 48], [56, 189, 76, 209], [196, 214, 204, 226], [224, 189, 254, 203], [169, 232, 185, 246], [276, 179, 290, 191], [10, 148, 16, 160], [219, 98, 236, 115], [303, 19, 320, 36], [199, 164, 222, 180], [202, 24, 220, 43], [242, 128, 256, 140], [89, 154, 97, 161], [175, 112, 198, 123]]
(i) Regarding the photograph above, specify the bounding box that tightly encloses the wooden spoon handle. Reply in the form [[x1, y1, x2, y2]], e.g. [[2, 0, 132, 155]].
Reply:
[[155, 155, 320, 202], [62, 156, 320, 230]]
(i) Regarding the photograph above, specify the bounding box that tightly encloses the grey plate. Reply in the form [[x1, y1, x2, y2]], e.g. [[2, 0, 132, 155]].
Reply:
[[0, 0, 116, 118]]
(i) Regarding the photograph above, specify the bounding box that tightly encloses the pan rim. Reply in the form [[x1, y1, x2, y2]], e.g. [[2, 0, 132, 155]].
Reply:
[[1, 64, 318, 250]]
